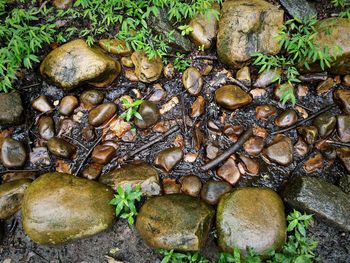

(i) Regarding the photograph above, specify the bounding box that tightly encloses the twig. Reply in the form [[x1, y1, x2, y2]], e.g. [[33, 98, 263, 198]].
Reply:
[[271, 104, 336, 135], [190, 55, 218, 60], [74, 137, 102, 176], [227, 77, 250, 92], [200, 127, 253, 171], [20, 83, 41, 90], [180, 95, 188, 134], [63, 135, 89, 151], [326, 140, 350, 148], [299, 72, 328, 82]]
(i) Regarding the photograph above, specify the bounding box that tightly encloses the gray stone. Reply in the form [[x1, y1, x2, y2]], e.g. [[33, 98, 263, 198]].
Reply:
[[0, 92, 23, 126], [279, 0, 316, 20]]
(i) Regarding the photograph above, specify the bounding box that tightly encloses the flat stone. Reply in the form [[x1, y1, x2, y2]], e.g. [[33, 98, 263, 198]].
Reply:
[[217, 188, 286, 255], [334, 89, 350, 114], [99, 161, 161, 196], [81, 163, 103, 180], [136, 194, 214, 251], [154, 147, 183, 172], [337, 115, 350, 142], [297, 125, 318, 144], [47, 137, 76, 159], [313, 113, 336, 139], [215, 85, 252, 110], [200, 180, 232, 205], [254, 69, 282, 88], [303, 154, 324, 173], [0, 138, 27, 168], [180, 175, 202, 197], [256, 105, 277, 120], [236, 66, 251, 87], [0, 92, 23, 126], [98, 38, 131, 56], [216, 157, 241, 185], [182, 67, 203, 96], [59, 95, 79, 116], [134, 101, 160, 129], [22, 173, 115, 244], [264, 134, 293, 166], [1, 171, 36, 183], [32, 95, 53, 113], [88, 102, 117, 127], [131, 51, 163, 83], [38, 116, 55, 140], [279, 0, 316, 20], [243, 136, 264, 156], [275, 109, 298, 128], [162, 178, 181, 195], [282, 176, 350, 231], [91, 144, 116, 165], [80, 90, 105, 108]]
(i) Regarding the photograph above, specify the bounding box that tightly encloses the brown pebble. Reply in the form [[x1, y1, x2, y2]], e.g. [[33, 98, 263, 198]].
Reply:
[[59, 95, 79, 116], [275, 109, 298, 128], [191, 96, 205, 118], [256, 105, 277, 120], [180, 175, 202, 197], [303, 154, 324, 173], [91, 144, 116, 164], [32, 95, 53, 113], [294, 137, 309, 156], [82, 163, 103, 180], [243, 136, 264, 156], [162, 178, 181, 194], [216, 156, 241, 185]]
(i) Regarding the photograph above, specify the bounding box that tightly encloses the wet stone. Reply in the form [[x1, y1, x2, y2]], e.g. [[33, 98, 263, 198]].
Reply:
[[313, 113, 336, 139], [316, 78, 334, 96], [162, 178, 181, 195], [154, 147, 183, 172], [32, 95, 53, 113], [206, 144, 220, 160], [37, 116, 55, 140], [297, 126, 318, 145], [243, 136, 264, 156], [136, 194, 214, 251], [200, 180, 232, 205], [238, 155, 259, 176], [98, 39, 131, 56], [337, 115, 350, 142], [282, 176, 350, 231], [88, 102, 117, 127], [217, 188, 286, 255], [164, 63, 175, 80], [121, 56, 134, 67], [191, 96, 205, 118], [256, 105, 277, 120], [182, 67, 203, 96], [134, 101, 160, 129], [336, 147, 350, 172], [99, 161, 161, 196], [22, 173, 115, 244], [80, 90, 105, 107], [275, 109, 298, 128], [81, 126, 96, 142], [47, 137, 76, 159], [82, 163, 103, 180], [303, 154, 324, 173], [236, 66, 251, 87], [215, 85, 252, 110], [264, 134, 293, 166], [0, 138, 27, 168], [180, 175, 202, 197], [343, 75, 350, 87], [30, 147, 50, 166], [0, 179, 31, 219], [0, 92, 23, 126], [279, 0, 316, 20], [59, 95, 79, 116], [131, 51, 163, 83], [1, 171, 36, 183], [254, 69, 282, 88], [91, 144, 116, 165], [216, 156, 241, 185], [149, 85, 167, 103], [334, 89, 350, 114], [294, 137, 309, 156]]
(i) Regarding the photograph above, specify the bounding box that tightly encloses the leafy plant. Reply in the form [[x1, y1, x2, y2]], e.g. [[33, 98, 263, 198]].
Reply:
[[109, 184, 142, 225], [173, 52, 192, 72], [332, 0, 350, 19], [159, 249, 208, 263], [178, 25, 194, 36], [119, 98, 144, 122], [217, 247, 261, 263]]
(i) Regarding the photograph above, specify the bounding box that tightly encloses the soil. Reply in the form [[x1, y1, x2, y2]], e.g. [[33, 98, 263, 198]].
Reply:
[[1, 0, 350, 262]]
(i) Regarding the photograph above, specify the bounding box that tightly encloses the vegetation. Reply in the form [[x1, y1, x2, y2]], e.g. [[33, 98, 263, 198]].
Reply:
[[332, 0, 350, 19], [119, 98, 144, 122], [173, 52, 192, 72], [159, 210, 317, 263], [109, 184, 142, 225]]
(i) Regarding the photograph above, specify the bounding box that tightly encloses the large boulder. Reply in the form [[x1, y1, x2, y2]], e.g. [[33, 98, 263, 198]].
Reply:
[[217, 188, 286, 255], [136, 194, 214, 251], [40, 39, 121, 89], [0, 179, 31, 219], [99, 161, 161, 196], [22, 173, 115, 245], [217, 0, 284, 68], [282, 176, 350, 231], [0, 92, 23, 127]]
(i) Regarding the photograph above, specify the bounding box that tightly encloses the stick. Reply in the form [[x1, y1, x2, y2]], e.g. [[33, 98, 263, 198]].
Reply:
[[271, 104, 336, 135], [200, 127, 253, 171], [326, 140, 350, 148], [190, 55, 218, 60], [227, 77, 250, 92], [299, 72, 328, 82], [74, 136, 102, 176]]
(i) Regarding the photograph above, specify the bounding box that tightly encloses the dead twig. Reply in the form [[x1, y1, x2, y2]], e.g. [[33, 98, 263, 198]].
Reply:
[[200, 127, 253, 171], [63, 135, 89, 151], [271, 104, 336, 135], [180, 95, 188, 134], [326, 140, 350, 148], [190, 55, 218, 60], [299, 72, 328, 82], [74, 136, 102, 176], [227, 77, 250, 92]]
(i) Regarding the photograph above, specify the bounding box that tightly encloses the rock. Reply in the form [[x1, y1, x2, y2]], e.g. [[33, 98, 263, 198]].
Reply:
[[149, 9, 192, 53], [250, 88, 267, 98], [134, 101, 160, 129], [279, 0, 316, 20], [162, 178, 181, 195], [149, 84, 167, 103], [0, 92, 23, 126], [316, 78, 334, 96], [53, 0, 73, 9], [38, 116, 55, 140], [217, 188, 286, 255], [32, 95, 53, 113], [303, 154, 324, 173], [256, 105, 277, 120], [0, 138, 27, 168], [164, 63, 175, 80], [47, 137, 76, 159], [40, 39, 121, 89], [154, 147, 183, 172], [136, 194, 214, 251], [81, 163, 103, 180], [236, 66, 251, 87], [294, 137, 309, 156], [121, 56, 134, 67], [217, 0, 283, 68], [337, 115, 350, 142], [334, 89, 350, 114], [336, 147, 350, 172], [282, 176, 350, 231], [99, 161, 161, 196], [59, 95, 79, 116], [297, 126, 318, 144], [275, 109, 298, 128], [1, 171, 36, 183], [191, 96, 205, 118], [313, 113, 336, 139], [216, 156, 241, 185], [22, 172, 115, 244], [264, 134, 293, 166], [0, 179, 31, 219], [343, 75, 350, 87], [200, 180, 232, 205], [91, 144, 116, 165], [180, 175, 202, 197], [98, 39, 131, 56], [182, 67, 203, 96], [243, 136, 264, 156], [189, 8, 219, 49], [30, 147, 50, 166], [88, 103, 117, 127], [254, 69, 282, 88], [206, 144, 220, 160], [340, 174, 350, 194], [80, 90, 105, 107], [131, 51, 163, 83], [238, 155, 259, 175], [215, 85, 252, 110], [297, 85, 309, 97]]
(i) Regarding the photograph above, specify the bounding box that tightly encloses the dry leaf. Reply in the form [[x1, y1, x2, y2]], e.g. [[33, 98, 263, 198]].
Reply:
[[55, 160, 72, 173]]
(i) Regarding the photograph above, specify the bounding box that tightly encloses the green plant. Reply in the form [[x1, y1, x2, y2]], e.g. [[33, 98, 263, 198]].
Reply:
[[119, 98, 144, 122], [178, 25, 194, 36], [217, 247, 261, 263], [173, 52, 192, 72], [332, 0, 350, 19], [159, 249, 208, 263], [109, 184, 142, 225]]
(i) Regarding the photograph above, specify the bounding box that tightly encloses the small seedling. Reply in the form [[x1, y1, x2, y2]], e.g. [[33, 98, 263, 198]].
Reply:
[[159, 249, 208, 263], [119, 98, 144, 122], [173, 52, 192, 72], [109, 184, 142, 225], [178, 25, 194, 36]]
